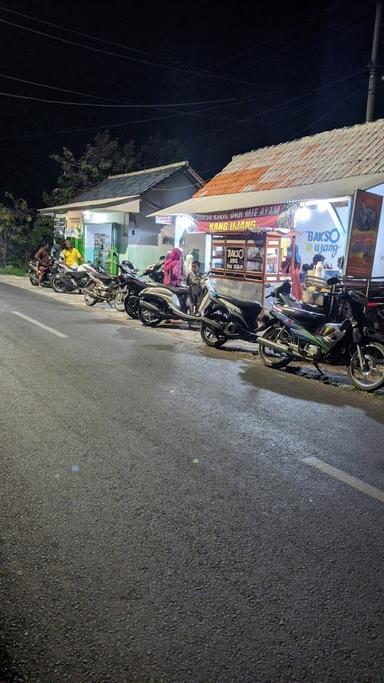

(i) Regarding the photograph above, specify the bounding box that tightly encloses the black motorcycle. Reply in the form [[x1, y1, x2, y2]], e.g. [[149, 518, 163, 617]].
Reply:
[[258, 278, 384, 392], [51, 262, 95, 294], [199, 285, 264, 348], [124, 256, 165, 319]]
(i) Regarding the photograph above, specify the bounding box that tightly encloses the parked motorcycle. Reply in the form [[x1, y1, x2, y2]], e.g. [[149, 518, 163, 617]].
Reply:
[[82, 260, 136, 308], [123, 256, 168, 319], [258, 278, 384, 392], [141, 255, 165, 283], [138, 274, 211, 327], [28, 258, 60, 288], [51, 262, 97, 294], [199, 284, 264, 348]]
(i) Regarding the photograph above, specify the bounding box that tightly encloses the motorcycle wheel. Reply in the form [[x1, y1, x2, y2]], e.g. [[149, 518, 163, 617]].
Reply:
[[138, 306, 162, 327], [29, 275, 38, 286], [348, 341, 384, 392], [124, 294, 139, 319], [114, 290, 127, 312], [258, 325, 292, 368], [84, 292, 98, 306], [52, 275, 68, 293], [200, 322, 227, 347]]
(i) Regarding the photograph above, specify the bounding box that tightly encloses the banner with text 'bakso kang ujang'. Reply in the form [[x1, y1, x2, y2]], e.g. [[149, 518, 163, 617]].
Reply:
[[345, 190, 382, 278]]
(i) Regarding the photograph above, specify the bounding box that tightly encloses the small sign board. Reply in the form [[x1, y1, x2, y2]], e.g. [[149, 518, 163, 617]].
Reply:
[[345, 189, 382, 278], [225, 247, 245, 271], [155, 215, 173, 225]]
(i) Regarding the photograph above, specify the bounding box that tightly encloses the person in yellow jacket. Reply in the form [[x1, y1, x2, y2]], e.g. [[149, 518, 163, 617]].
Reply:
[[62, 239, 82, 268]]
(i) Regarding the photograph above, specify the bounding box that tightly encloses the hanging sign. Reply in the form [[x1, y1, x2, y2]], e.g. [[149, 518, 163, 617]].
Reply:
[[225, 247, 245, 271], [193, 203, 294, 233], [345, 190, 382, 278]]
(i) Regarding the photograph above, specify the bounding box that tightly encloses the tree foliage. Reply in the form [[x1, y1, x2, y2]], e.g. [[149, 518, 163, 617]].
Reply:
[[0, 194, 53, 267], [44, 130, 187, 206]]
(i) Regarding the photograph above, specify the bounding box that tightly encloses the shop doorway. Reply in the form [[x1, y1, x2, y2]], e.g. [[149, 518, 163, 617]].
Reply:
[[84, 223, 120, 271]]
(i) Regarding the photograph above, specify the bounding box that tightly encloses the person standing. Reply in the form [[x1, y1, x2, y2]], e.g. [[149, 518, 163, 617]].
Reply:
[[62, 239, 82, 268], [163, 248, 183, 287], [186, 260, 202, 311], [34, 241, 51, 286]]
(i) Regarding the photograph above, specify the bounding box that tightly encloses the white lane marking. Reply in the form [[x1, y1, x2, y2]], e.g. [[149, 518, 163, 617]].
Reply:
[[303, 456, 384, 505], [11, 311, 68, 338]]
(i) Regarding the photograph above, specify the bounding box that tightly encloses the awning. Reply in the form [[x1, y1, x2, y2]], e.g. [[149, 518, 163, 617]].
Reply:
[[39, 195, 140, 214], [148, 173, 384, 217]]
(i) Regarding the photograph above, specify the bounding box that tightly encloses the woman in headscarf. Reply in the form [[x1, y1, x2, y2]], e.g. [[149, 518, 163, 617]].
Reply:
[[163, 248, 183, 287]]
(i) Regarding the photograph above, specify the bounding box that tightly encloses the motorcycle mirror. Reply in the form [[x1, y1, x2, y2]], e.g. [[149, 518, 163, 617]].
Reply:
[[159, 255, 165, 261]]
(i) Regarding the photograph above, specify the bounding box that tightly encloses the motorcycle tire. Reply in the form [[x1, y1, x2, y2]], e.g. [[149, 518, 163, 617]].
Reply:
[[124, 294, 139, 319], [29, 275, 38, 286], [348, 341, 384, 392], [258, 325, 292, 369], [114, 291, 127, 312], [84, 292, 98, 306], [52, 275, 69, 294], [138, 305, 162, 327], [200, 322, 227, 347]]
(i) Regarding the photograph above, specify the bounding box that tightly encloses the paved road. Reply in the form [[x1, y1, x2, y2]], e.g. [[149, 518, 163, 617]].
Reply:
[[1, 281, 384, 683]]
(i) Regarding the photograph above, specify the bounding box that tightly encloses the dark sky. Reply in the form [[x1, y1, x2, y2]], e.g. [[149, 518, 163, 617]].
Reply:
[[0, 0, 382, 206]]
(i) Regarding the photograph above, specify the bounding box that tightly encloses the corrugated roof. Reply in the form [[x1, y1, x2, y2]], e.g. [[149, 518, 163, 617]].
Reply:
[[149, 173, 384, 217], [195, 119, 384, 197], [72, 161, 201, 202]]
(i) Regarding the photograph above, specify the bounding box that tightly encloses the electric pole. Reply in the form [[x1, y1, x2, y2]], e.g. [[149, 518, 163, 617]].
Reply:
[[366, 0, 383, 122]]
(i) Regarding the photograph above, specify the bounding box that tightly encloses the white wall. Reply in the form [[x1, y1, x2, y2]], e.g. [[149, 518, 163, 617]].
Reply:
[[295, 203, 349, 270]]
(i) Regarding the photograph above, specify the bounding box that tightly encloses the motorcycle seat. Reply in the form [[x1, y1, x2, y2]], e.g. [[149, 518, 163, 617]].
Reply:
[[159, 285, 190, 295], [220, 294, 262, 314], [282, 306, 327, 325]]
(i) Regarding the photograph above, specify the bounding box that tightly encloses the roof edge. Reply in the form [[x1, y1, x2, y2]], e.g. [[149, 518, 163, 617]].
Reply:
[[108, 160, 189, 179]]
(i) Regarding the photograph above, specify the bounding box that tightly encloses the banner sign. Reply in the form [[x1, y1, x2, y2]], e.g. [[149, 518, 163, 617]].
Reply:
[[345, 190, 382, 278], [225, 247, 245, 271], [194, 203, 294, 233]]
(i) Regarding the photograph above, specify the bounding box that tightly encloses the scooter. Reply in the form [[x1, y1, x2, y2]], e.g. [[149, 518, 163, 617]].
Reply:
[[199, 285, 264, 348], [258, 278, 384, 392], [138, 274, 211, 327]]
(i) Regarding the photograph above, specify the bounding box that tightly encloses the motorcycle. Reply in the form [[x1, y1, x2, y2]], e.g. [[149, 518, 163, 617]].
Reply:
[[51, 262, 97, 294], [138, 274, 211, 328], [82, 260, 136, 308], [123, 256, 168, 319], [258, 278, 384, 392], [28, 258, 60, 288], [199, 284, 264, 348]]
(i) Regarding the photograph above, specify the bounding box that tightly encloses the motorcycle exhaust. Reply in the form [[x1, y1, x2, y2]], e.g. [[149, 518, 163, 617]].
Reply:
[[258, 336, 302, 359], [200, 316, 225, 332], [173, 309, 201, 322], [140, 300, 162, 314]]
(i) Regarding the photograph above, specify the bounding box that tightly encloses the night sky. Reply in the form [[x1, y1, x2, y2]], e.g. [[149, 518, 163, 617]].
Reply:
[[0, 0, 382, 206]]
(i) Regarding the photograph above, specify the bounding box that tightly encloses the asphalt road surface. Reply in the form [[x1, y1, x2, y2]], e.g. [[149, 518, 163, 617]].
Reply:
[[1, 281, 384, 683]]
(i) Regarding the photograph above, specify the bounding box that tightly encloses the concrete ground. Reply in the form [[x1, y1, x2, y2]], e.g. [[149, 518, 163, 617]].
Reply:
[[1, 277, 384, 682]]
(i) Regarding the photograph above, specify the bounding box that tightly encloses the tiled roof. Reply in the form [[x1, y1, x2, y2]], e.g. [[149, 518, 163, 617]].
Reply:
[[195, 119, 384, 197], [73, 162, 198, 202]]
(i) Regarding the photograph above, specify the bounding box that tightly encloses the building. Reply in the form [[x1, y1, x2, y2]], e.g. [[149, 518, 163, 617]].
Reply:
[[152, 119, 384, 302], [40, 162, 204, 271]]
